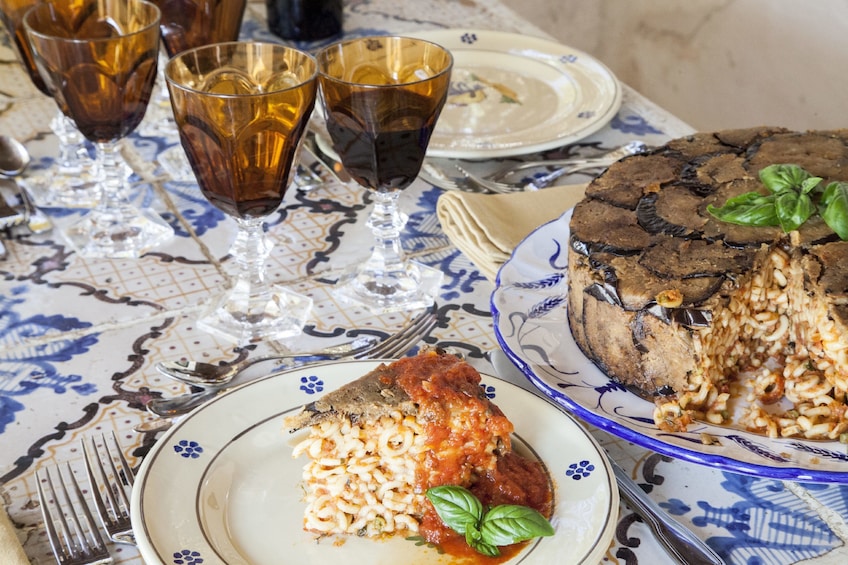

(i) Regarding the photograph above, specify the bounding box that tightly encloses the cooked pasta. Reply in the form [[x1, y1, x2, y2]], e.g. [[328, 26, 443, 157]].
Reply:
[[285, 350, 553, 552], [653, 246, 848, 441], [291, 411, 429, 537]]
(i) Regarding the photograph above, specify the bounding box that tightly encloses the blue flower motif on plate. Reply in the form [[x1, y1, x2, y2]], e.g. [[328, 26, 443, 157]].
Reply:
[[172, 549, 203, 564], [479, 383, 496, 399], [173, 440, 204, 459], [460, 32, 477, 45], [300, 375, 324, 394], [565, 460, 595, 480]]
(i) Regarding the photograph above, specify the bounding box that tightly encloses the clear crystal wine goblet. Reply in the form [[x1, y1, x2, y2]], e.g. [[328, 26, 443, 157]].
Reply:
[[316, 36, 453, 313], [24, 0, 174, 257], [165, 41, 317, 344], [0, 0, 98, 208]]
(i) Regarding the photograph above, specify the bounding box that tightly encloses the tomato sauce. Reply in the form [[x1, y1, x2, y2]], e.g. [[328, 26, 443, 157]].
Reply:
[[386, 351, 554, 563]]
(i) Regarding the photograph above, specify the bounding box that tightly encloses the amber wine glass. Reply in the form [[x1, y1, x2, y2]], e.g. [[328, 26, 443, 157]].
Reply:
[[316, 36, 452, 313], [0, 0, 97, 207], [147, 0, 246, 175], [154, 0, 246, 58], [166, 42, 317, 344], [24, 0, 173, 257]]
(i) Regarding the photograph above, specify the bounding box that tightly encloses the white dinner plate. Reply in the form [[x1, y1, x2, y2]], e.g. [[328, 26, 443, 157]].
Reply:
[[492, 209, 848, 483], [131, 360, 618, 564], [410, 29, 622, 159]]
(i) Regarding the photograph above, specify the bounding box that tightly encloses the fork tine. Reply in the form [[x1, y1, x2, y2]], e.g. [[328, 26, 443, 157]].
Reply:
[[374, 311, 438, 358], [83, 436, 127, 528], [36, 469, 67, 563], [37, 464, 111, 565], [109, 433, 135, 487], [57, 464, 107, 555], [453, 164, 515, 194], [82, 433, 135, 546], [419, 162, 486, 192], [354, 305, 438, 359]]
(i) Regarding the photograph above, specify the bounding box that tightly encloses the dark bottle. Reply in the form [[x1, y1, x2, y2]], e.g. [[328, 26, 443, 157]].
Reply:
[[266, 0, 342, 41]]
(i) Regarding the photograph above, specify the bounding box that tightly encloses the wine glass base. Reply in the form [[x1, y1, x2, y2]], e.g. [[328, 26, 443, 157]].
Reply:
[[24, 170, 100, 209], [63, 206, 174, 258], [198, 285, 313, 345], [335, 260, 443, 314]]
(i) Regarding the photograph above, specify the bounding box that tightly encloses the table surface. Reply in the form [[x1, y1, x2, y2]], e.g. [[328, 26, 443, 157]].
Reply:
[[2, 1, 847, 564]]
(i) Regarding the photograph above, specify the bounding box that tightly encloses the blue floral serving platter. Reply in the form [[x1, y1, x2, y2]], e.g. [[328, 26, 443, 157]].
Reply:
[[492, 209, 848, 483], [131, 360, 617, 564]]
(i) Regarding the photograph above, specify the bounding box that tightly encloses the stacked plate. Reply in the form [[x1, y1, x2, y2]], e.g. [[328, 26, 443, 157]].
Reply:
[[411, 29, 622, 159]]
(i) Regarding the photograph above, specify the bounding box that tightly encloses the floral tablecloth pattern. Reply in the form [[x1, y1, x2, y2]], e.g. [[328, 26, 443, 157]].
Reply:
[[2, 1, 846, 564]]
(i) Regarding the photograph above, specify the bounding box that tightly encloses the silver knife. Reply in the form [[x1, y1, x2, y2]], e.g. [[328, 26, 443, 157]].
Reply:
[[609, 457, 725, 564], [490, 349, 725, 565]]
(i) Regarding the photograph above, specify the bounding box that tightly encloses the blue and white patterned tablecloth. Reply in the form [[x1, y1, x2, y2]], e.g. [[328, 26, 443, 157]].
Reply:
[[2, 1, 847, 564]]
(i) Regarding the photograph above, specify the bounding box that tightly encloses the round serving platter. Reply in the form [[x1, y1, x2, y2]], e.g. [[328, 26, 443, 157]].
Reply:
[[492, 209, 848, 483]]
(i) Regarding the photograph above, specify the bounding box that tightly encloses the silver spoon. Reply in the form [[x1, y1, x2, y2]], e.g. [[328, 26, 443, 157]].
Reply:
[[156, 335, 379, 388], [146, 389, 219, 418], [0, 135, 53, 233]]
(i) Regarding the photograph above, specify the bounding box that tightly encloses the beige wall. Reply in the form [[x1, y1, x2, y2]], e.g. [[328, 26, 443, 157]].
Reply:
[[500, 0, 848, 132]]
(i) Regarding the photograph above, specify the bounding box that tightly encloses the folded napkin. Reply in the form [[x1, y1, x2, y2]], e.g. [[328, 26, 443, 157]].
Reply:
[[0, 504, 28, 565], [437, 184, 587, 281]]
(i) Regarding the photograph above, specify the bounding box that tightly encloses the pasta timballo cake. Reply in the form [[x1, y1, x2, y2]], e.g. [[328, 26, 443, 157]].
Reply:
[[567, 127, 848, 440], [284, 349, 552, 552]]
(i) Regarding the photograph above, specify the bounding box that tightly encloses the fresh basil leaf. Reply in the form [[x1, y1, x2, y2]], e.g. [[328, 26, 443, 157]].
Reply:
[[821, 181, 848, 240], [479, 504, 556, 547], [465, 523, 501, 556], [465, 526, 482, 543], [759, 164, 811, 193], [426, 486, 482, 535], [470, 539, 500, 557], [800, 176, 823, 194], [707, 192, 779, 226], [775, 190, 814, 232]]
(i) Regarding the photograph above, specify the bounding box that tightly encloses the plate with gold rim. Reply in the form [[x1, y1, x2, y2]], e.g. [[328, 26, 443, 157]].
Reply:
[[410, 29, 622, 159], [492, 209, 848, 483], [131, 359, 618, 564]]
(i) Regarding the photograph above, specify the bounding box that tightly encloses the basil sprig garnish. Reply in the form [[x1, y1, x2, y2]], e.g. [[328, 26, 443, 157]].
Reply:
[[821, 180, 848, 239], [425, 485, 554, 557], [706, 163, 848, 239]]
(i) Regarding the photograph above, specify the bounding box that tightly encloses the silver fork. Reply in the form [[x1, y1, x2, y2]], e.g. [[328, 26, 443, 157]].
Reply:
[[144, 304, 440, 420], [82, 433, 136, 546], [350, 303, 438, 359], [418, 160, 487, 192], [36, 463, 112, 565], [454, 141, 648, 193]]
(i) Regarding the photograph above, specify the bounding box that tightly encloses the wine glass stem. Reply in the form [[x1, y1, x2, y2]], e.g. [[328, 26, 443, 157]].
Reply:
[[231, 217, 274, 303], [365, 190, 408, 273], [94, 141, 127, 211], [50, 112, 87, 173]]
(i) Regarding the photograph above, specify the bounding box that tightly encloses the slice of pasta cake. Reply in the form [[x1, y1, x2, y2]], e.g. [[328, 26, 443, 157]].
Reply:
[[284, 348, 552, 549]]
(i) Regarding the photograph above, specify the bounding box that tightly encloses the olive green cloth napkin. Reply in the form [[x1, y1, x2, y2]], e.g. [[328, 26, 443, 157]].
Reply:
[[0, 505, 28, 565], [437, 184, 587, 281]]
